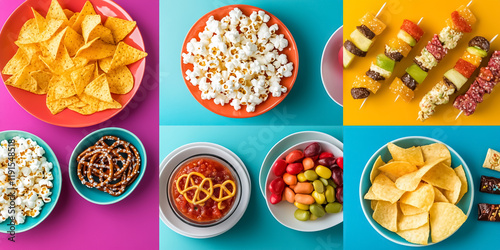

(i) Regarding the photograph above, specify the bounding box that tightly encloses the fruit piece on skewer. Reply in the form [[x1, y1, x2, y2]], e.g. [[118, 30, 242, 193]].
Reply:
[[454, 59, 476, 78], [400, 19, 424, 42], [359, 12, 387, 36], [389, 77, 414, 103], [352, 75, 382, 95]]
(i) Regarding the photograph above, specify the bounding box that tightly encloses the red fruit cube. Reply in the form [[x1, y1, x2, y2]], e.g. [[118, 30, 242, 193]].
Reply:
[[454, 58, 477, 78], [400, 19, 424, 42], [451, 11, 472, 33]]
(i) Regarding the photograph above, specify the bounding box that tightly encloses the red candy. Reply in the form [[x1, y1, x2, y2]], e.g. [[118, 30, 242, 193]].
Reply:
[[426, 34, 448, 62], [451, 11, 472, 33], [286, 163, 304, 175], [336, 157, 343, 169], [272, 159, 287, 176], [319, 152, 334, 159], [269, 193, 282, 204], [454, 58, 477, 78], [286, 150, 304, 163], [400, 19, 424, 42], [268, 177, 285, 195]]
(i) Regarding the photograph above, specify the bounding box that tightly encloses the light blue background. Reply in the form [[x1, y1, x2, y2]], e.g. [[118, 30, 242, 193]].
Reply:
[[344, 126, 500, 249], [159, 0, 343, 126], [160, 125, 343, 250]]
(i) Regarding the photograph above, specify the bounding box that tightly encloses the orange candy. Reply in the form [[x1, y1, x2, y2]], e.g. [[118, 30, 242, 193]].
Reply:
[[352, 74, 382, 94], [457, 5, 476, 26], [359, 12, 386, 35], [387, 38, 412, 57], [461, 51, 482, 67], [389, 77, 414, 102]]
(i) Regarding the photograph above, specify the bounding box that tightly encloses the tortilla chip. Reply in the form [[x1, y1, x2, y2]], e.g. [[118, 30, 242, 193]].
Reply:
[[16, 18, 39, 44], [429, 202, 467, 243], [75, 37, 116, 60], [89, 25, 115, 45], [15, 42, 40, 61], [4, 66, 37, 92], [98, 99, 121, 111], [81, 15, 102, 43], [71, 64, 95, 95], [98, 56, 112, 72], [372, 174, 405, 204], [46, 95, 79, 115], [30, 70, 52, 94], [63, 9, 74, 19], [454, 165, 468, 204], [83, 74, 113, 103], [2, 49, 30, 75], [442, 177, 462, 204], [433, 187, 449, 203], [395, 158, 446, 191], [378, 161, 418, 180], [400, 182, 434, 212], [400, 203, 425, 216], [106, 66, 133, 94], [422, 162, 460, 191], [38, 19, 64, 42], [108, 42, 147, 70], [364, 187, 381, 201], [48, 74, 76, 100], [72, 1, 97, 33], [31, 8, 46, 34], [72, 56, 90, 69], [398, 212, 428, 231], [68, 12, 79, 27], [104, 17, 136, 43], [388, 143, 425, 167], [421, 143, 451, 167], [41, 27, 68, 60], [371, 200, 378, 211], [64, 27, 85, 57], [40, 46, 74, 75], [373, 201, 398, 232], [397, 222, 429, 245], [46, 0, 68, 22]]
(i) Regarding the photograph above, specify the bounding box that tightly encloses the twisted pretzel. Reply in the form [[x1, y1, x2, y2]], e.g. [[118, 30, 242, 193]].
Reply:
[[77, 136, 141, 196]]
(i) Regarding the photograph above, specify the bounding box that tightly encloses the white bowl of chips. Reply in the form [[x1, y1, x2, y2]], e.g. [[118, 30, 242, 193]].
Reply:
[[359, 136, 473, 246]]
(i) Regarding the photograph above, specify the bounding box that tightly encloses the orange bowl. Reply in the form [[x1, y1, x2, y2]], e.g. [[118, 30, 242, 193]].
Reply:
[[180, 4, 299, 118], [0, 0, 146, 127]]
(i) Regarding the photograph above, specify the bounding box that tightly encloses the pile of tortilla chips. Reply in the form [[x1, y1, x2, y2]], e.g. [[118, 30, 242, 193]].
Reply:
[[364, 142, 468, 245], [2, 0, 147, 115]]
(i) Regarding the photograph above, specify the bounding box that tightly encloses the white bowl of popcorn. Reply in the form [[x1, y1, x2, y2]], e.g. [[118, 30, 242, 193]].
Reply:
[[181, 5, 299, 118], [0, 131, 61, 233]]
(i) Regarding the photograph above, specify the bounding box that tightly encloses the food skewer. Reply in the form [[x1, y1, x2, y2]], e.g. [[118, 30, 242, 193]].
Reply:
[[417, 35, 494, 121], [355, 17, 425, 109], [454, 38, 500, 119], [343, 2, 387, 70], [389, 4, 476, 103]]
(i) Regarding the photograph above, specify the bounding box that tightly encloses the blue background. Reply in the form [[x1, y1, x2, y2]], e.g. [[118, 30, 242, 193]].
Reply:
[[160, 125, 343, 250], [344, 126, 500, 249], [159, 0, 343, 126]]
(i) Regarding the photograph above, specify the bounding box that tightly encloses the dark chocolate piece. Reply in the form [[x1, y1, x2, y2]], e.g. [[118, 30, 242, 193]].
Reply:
[[468, 36, 490, 52], [385, 49, 404, 62], [478, 203, 500, 221], [413, 58, 430, 72], [344, 40, 367, 57], [351, 87, 370, 99], [357, 25, 376, 40], [366, 69, 385, 81], [401, 73, 418, 91], [479, 175, 500, 194]]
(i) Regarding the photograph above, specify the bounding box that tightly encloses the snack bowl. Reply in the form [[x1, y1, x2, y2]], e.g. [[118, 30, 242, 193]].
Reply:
[[0, 130, 61, 233], [321, 25, 343, 107], [264, 140, 343, 232], [68, 127, 147, 205], [359, 136, 474, 246], [167, 154, 241, 227], [159, 142, 250, 238]]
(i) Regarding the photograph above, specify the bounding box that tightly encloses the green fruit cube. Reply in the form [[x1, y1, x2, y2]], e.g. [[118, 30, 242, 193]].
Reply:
[[376, 54, 395, 72], [467, 46, 488, 58], [406, 63, 428, 84], [444, 69, 468, 90], [397, 30, 416, 47], [350, 29, 373, 52]]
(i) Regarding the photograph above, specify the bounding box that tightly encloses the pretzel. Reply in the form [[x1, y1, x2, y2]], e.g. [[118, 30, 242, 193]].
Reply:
[[77, 136, 141, 196]]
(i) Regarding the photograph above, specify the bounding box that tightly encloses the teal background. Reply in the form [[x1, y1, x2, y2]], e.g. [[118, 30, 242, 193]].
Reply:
[[344, 126, 500, 249], [160, 125, 343, 249], [159, 0, 343, 126]]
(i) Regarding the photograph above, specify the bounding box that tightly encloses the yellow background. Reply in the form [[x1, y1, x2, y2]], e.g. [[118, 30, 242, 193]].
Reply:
[[344, 0, 500, 125]]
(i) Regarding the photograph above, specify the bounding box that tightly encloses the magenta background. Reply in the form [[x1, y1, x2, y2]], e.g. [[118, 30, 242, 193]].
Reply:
[[0, 0, 159, 249]]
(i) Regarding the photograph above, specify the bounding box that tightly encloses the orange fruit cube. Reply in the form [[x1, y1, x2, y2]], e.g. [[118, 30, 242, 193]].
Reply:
[[352, 74, 381, 94], [389, 77, 414, 102], [387, 38, 412, 57], [461, 51, 481, 67], [359, 12, 386, 36], [457, 5, 476, 26]]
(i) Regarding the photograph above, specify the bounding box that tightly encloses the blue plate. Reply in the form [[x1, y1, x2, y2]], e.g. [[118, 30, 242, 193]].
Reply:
[[0, 130, 61, 233], [68, 127, 147, 205], [359, 136, 474, 246]]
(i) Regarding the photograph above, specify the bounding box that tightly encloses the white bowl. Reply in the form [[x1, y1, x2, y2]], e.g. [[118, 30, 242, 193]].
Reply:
[[321, 25, 343, 107], [264, 140, 343, 232]]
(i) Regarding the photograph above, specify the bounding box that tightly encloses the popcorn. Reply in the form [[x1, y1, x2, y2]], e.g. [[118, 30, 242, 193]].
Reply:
[[182, 7, 293, 112], [0, 137, 53, 224]]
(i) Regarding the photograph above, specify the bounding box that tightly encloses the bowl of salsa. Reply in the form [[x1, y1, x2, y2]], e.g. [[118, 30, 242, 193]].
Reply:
[[168, 154, 240, 226]]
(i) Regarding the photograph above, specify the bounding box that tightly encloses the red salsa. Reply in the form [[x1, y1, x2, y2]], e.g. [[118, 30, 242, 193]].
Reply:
[[172, 157, 236, 223]]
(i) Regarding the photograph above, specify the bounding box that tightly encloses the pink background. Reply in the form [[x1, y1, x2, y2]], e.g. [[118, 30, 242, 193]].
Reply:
[[0, 0, 159, 249]]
